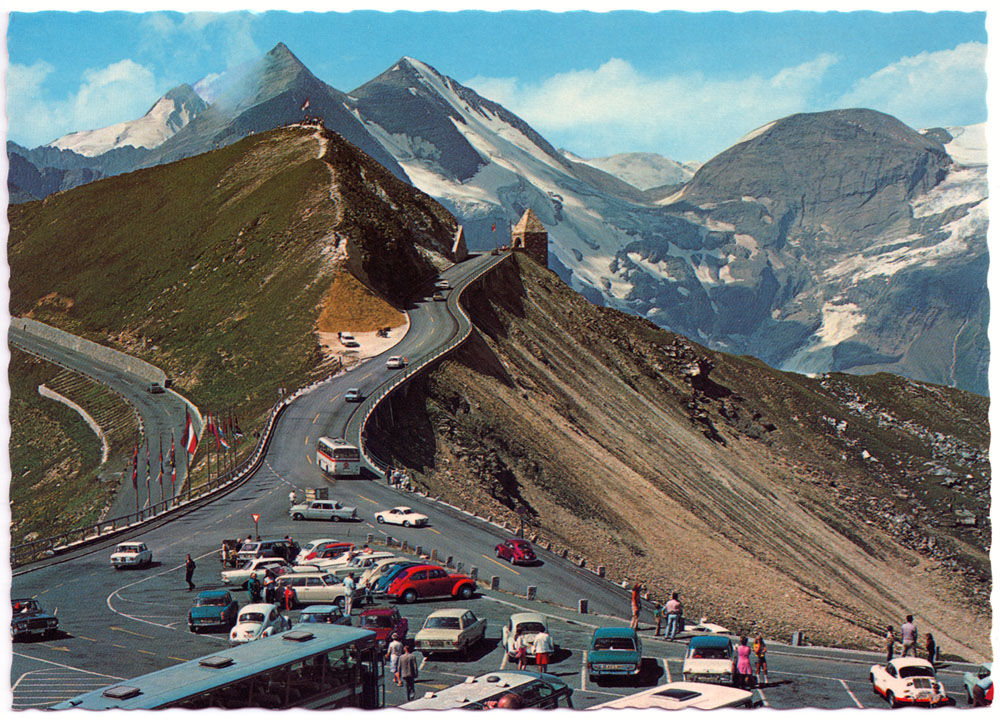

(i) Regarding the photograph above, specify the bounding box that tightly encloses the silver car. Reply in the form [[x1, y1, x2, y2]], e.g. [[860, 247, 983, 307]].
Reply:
[[289, 500, 358, 522]]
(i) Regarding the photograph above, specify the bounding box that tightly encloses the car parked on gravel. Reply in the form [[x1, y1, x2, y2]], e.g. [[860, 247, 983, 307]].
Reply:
[[229, 603, 291, 645], [359, 606, 408, 649], [298, 604, 352, 627], [588, 627, 643, 684], [375, 506, 428, 527], [289, 499, 358, 522], [495, 538, 537, 565], [870, 657, 949, 708], [415, 608, 487, 657], [110, 541, 153, 569], [502, 612, 556, 660], [221, 556, 291, 587], [11, 598, 59, 641], [188, 590, 239, 633], [681, 636, 735, 686], [963, 662, 992, 705], [386, 565, 477, 604]]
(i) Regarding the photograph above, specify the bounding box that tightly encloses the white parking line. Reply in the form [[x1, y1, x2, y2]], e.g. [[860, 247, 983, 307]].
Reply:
[[581, 650, 588, 691], [757, 687, 770, 707], [840, 679, 863, 708], [661, 657, 671, 683]]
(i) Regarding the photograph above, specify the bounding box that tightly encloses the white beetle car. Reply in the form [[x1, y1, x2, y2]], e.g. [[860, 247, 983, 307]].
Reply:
[[229, 603, 291, 645], [110, 541, 153, 569], [870, 657, 949, 708], [374, 506, 428, 527], [502, 612, 556, 660]]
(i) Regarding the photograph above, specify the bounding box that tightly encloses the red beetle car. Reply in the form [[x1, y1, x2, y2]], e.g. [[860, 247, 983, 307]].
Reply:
[[359, 606, 409, 648], [386, 565, 477, 604], [495, 538, 537, 565]]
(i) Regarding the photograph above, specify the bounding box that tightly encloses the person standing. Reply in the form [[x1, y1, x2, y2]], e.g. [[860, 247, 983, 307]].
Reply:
[[185, 554, 196, 591], [283, 584, 295, 611], [735, 636, 753, 689], [665, 593, 683, 641], [885, 625, 895, 663], [653, 603, 663, 637], [630, 583, 642, 630], [901, 615, 917, 657], [753, 635, 768, 685], [925, 633, 937, 665], [220, 542, 229, 567], [531, 627, 554, 674], [288, 489, 297, 505], [385, 633, 405, 686], [398, 643, 419, 701], [512, 632, 527, 671], [263, 576, 275, 605], [343, 573, 356, 618], [248, 575, 262, 604]]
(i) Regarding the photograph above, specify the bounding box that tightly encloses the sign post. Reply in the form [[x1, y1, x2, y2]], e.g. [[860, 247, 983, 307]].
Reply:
[[251, 513, 260, 539]]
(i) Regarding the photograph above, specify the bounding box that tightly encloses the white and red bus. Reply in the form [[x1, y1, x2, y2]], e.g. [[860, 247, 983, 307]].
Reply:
[[317, 437, 361, 477]]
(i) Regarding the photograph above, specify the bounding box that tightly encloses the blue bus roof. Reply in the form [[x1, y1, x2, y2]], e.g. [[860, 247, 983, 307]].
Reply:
[[592, 626, 638, 638], [52, 624, 375, 710], [688, 635, 733, 648]]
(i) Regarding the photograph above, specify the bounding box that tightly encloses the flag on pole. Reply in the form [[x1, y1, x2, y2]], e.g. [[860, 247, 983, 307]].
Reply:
[[157, 440, 164, 491], [218, 412, 231, 451], [491, 222, 496, 232], [170, 431, 176, 468], [207, 413, 222, 451], [131, 444, 138, 490], [232, 411, 244, 441], [182, 409, 198, 455]]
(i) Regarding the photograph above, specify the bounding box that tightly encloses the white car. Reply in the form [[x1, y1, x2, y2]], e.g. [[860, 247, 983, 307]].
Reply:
[[375, 506, 428, 527], [344, 388, 363, 402], [110, 541, 152, 569], [386, 356, 408, 369], [295, 539, 343, 564], [681, 636, 735, 685], [288, 499, 358, 522], [220, 556, 290, 587], [415, 608, 487, 657], [434, 279, 451, 290], [229, 603, 291, 645], [323, 552, 398, 578], [502, 612, 556, 659], [870, 657, 949, 708], [274, 572, 356, 608]]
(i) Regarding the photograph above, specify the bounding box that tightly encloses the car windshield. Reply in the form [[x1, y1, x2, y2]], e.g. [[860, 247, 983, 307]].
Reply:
[[362, 615, 393, 628], [516, 622, 546, 634], [689, 647, 731, 660], [899, 666, 935, 679], [240, 613, 265, 624], [12, 600, 40, 613], [302, 612, 338, 624], [594, 637, 636, 651], [424, 617, 461, 630], [196, 596, 228, 607], [116, 546, 139, 554]]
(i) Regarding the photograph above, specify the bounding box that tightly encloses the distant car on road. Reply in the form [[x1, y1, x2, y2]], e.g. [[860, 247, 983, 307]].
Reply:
[[435, 280, 451, 290], [147, 382, 165, 394], [415, 608, 487, 657], [963, 662, 993, 705], [188, 590, 239, 633], [869, 657, 949, 707], [375, 506, 428, 527], [359, 606, 408, 649], [289, 499, 358, 522], [588, 627, 643, 684], [495, 538, 537, 565], [11, 598, 59, 641], [229, 603, 290, 645], [386, 565, 477, 604], [432, 291, 445, 301], [386, 356, 408, 369], [344, 388, 363, 402], [298, 604, 352, 626], [502, 612, 555, 660], [110, 541, 153, 569], [681, 636, 735, 686]]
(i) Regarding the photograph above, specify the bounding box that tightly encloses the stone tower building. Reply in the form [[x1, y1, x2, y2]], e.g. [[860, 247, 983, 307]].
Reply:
[[452, 225, 469, 262], [511, 209, 548, 268]]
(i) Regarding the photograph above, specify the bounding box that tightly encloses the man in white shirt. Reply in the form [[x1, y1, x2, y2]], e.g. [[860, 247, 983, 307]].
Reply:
[[343, 572, 356, 618]]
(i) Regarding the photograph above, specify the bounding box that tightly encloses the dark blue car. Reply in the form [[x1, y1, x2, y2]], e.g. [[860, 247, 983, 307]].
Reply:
[[368, 561, 423, 600], [188, 590, 239, 633]]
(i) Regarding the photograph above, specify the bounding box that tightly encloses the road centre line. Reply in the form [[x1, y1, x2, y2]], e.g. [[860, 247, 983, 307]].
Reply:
[[168, 656, 189, 662], [481, 554, 520, 575], [840, 679, 863, 708], [313, 413, 320, 424], [757, 687, 770, 707], [111, 626, 154, 639], [428, 528, 441, 535], [358, 494, 378, 504]]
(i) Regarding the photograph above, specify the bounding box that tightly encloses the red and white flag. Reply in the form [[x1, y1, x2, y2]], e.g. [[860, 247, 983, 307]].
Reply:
[[181, 409, 199, 456]]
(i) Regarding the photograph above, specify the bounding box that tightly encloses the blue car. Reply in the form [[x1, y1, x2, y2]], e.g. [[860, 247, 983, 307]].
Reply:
[[587, 627, 643, 684], [188, 590, 239, 633], [368, 561, 423, 600], [299, 605, 352, 626]]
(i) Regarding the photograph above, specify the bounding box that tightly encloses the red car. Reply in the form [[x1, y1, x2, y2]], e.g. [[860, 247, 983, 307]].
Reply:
[[386, 564, 477, 604], [359, 606, 408, 648], [495, 538, 537, 565], [304, 543, 355, 563]]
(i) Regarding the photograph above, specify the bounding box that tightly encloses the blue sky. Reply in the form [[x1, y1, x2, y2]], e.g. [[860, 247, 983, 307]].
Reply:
[[4, 4, 989, 161]]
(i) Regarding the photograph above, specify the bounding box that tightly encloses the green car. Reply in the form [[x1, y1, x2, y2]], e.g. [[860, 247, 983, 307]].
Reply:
[[188, 590, 239, 633], [587, 627, 643, 684]]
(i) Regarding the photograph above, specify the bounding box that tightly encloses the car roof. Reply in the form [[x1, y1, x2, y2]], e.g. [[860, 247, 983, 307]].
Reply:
[[240, 603, 278, 613], [593, 626, 638, 638], [510, 612, 546, 624], [427, 608, 470, 618], [688, 635, 733, 648], [890, 657, 934, 669], [300, 605, 342, 614], [117, 541, 145, 547], [361, 607, 396, 616], [403, 564, 447, 573], [196, 590, 231, 598]]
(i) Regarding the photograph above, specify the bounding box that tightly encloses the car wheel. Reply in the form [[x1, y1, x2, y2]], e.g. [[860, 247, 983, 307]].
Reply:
[[189, 625, 197, 634], [335, 597, 346, 609], [402, 589, 418, 604], [457, 584, 474, 600], [887, 691, 897, 709], [403, 520, 410, 528], [293, 513, 304, 521], [377, 516, 384, 524], [495, 547, 503, 558], [332, 515, 341, 522]]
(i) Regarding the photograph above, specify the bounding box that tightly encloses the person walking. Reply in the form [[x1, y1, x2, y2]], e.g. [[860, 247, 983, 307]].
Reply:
[[531, 627, 554, 674], [184, 554, 196, 591], [901, 615, 917, 657], [735, 636, 754, 689], [883, 625, 895, 663], [753, 634, 768, 685], [398, 643, 419, 701], [665, 593, 683, 641], [288, 489, 297, 506], [343, 573, 356, 617], [630, 583, 642, 630], [385, 633, 405, 686], [248, 575, 262, 604], [220, 542, 229, 567], [925, 633, 937, 665]]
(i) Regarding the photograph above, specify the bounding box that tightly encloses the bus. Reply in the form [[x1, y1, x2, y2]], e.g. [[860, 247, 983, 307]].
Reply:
[[52, 625, 383, 710], [401, 671, 573, 710], [588, 682, 754, 710], [317, 437, 361, 477]]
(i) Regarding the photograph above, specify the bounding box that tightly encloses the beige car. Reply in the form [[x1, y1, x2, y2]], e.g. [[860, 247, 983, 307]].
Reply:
[[274, 571, 356, 609], [414, 608, 487, 657]]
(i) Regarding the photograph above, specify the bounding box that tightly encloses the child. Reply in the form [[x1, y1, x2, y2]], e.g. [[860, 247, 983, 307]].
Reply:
[[753, 635, 768, 684]]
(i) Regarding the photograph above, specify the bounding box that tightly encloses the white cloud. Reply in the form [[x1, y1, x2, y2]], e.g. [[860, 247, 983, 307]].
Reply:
[[836, 42, 987, 129], [139, 11, 261, 71], [465, 54, 839, 161]]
